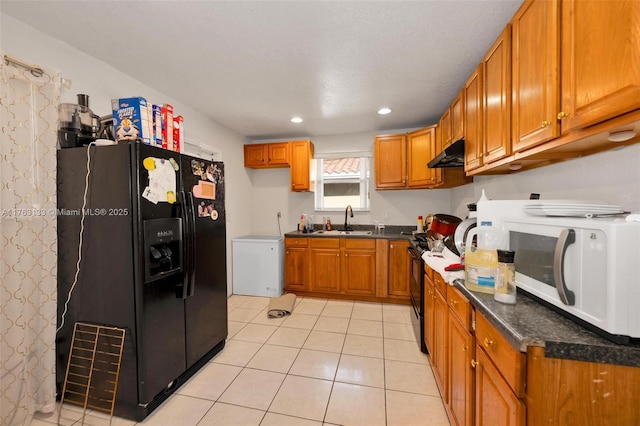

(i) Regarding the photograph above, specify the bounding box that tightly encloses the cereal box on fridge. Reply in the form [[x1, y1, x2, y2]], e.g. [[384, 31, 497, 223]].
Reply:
[[152, 104, 163, 147], [173, 115, 184, 153], [161, 104, 174, 151], [111, 97, 153, 144]]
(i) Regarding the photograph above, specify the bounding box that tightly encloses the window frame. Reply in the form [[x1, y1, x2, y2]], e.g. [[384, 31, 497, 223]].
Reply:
[[313, 154, 371, 212]]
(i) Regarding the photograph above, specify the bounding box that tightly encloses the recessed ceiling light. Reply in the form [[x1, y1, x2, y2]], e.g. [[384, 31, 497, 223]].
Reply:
[[290, 117, 303, 123], [377, 107, 392, 115]]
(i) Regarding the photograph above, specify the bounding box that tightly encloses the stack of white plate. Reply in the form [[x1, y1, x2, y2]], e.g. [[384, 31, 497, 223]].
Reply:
[[524, 200, 624, 217]]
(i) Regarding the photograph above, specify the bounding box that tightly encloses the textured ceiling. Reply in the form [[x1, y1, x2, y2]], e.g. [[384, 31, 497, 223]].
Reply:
[[1, 0, 523, 140]]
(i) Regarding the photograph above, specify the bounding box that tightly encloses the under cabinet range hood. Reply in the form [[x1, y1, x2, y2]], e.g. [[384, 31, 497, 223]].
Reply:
[[428, 138, 465, 168]]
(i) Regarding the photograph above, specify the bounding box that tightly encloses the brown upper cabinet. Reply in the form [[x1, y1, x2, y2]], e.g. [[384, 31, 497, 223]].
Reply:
[[483, 25, 512, 164], [438, 108, 452, 150], [464, 65, 484, 171], [468, 0, 640, 174], [374, 133, 407, 189], [244, 142, 290, 168], [511, 0, 560, 152], [559, 0, 640, 133], [244, 140, 315, 192], [290, 140, 315, 192], [450, 91, 465, 146], [407, 127, 439, 187], [375, 126, 461, 189], [464, 23, 512, 173], [438, 90, 464, 150]]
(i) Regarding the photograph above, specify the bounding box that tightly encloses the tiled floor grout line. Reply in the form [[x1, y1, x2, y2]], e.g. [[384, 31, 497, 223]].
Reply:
[[42, 297, 443, 426], [120, 297, 440, 425]]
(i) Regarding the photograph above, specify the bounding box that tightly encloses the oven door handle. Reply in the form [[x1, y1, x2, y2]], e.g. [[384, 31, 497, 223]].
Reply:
[[553, 228, 576, 306], [407, 246, 421, 260]]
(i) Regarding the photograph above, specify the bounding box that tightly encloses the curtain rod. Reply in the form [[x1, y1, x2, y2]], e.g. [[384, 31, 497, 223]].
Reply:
[[4, 54, 44, 77]]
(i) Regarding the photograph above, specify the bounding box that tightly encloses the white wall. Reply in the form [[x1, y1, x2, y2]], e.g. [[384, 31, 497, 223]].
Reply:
[[251, 131, 640, 232], [451, 143, 640, 219], [1, 13, 255, 295], [250, 130, 455, 234]]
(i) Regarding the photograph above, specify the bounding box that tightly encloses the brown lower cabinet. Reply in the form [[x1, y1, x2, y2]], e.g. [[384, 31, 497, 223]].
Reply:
[[474, 347, 525, 425], [425, 266, 526, 425], [284, 237, 309, 292], [284, 236, 412, 303], [309, 238, 341, 293], [448, 287, 474, 426], [425, 267, 640, 425]]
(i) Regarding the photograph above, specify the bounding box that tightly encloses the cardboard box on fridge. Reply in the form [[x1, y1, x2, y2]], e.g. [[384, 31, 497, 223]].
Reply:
[[161, 104, 174, 151], [151, 104, 163, 147], [173, 115, 184, 153], [111, 97, 153, 144]]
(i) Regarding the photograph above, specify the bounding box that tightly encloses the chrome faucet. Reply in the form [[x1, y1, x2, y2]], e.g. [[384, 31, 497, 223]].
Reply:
[[344, 205, 353, 231]]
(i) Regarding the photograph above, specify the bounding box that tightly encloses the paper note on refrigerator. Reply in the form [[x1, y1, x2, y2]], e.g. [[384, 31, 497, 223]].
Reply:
[[142, 158, 177, 203]]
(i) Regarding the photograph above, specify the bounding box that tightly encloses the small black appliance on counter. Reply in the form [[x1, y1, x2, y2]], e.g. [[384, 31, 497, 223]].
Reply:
[[58, 93, 102, 148]]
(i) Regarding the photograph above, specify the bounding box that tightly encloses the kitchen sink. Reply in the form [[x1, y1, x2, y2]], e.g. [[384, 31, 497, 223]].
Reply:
[[313, 230, 372, 235]]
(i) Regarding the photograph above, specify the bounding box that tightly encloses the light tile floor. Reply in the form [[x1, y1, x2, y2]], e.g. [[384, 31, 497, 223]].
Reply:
[[33, 295, 450, 426]]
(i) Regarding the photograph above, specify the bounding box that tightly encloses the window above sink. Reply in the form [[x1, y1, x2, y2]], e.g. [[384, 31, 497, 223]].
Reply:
[[313, 153, 371, 212]]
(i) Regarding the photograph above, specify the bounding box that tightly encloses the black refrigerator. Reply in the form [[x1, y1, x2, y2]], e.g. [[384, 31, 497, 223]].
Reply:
[[56, 141, 227, 420]]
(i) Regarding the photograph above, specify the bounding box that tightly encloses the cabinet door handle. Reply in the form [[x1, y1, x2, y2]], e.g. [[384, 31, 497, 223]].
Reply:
[[541, 120, 551, 128], [483, 337, 494, 348], [286, 250, 289, 254], [471, 359, 479, 368], [345, 253, 348, 257], [557, 111, 568, 120], [337, 254, 339, 257], [462, 345, 468, 352], [450, 299, 458, 306], [390, 244, 394, 248]]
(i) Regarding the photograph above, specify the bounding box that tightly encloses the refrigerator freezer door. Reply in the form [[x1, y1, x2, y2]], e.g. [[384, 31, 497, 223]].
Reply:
[[135, 143, 187, 403], [180, 155, 228, 368], [56, 143, 139, 417]]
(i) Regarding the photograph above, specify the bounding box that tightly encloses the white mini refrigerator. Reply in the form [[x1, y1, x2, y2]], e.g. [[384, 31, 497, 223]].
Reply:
[[232, 235, 284, 297]]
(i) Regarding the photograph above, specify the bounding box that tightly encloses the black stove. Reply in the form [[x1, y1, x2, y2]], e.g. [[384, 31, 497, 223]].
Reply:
[[408, 242, 427, 353]]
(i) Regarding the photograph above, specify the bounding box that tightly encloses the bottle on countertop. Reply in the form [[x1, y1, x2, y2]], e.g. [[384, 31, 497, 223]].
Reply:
[[417, 216, 424, 233], [299, 214, 307, 233], [494, 249, 516, 304], [326, 218, 333, 231], [464, 220, 508, 294]]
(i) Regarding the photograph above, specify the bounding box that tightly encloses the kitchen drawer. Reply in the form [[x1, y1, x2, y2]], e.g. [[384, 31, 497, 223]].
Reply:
[[344, 238, 376, 250], [434, 272, 448, 297], [310, 238, 340, 249], [448, 286, 472, 331], [475, 312, 526, 397], [285, 237, 308, 248]]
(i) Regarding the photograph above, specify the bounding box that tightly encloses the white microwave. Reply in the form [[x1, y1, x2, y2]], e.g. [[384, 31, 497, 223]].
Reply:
[[502, 216, 640, 343]]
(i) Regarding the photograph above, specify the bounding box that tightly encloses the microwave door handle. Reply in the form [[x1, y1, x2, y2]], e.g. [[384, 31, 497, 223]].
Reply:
[[553, 228, 576, 306]]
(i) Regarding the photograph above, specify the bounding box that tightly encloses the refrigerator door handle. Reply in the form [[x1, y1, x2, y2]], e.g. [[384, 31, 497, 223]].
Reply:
[[179, 191, 191, 299], [186, 192, 197, 297]]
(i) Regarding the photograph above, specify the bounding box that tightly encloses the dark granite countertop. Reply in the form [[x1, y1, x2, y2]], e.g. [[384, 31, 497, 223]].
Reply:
[[452, 279, 640, 367], [284, 224, 417, 241]]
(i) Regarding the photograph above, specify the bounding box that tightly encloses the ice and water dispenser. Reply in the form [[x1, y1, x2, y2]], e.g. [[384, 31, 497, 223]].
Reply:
[[143, 218, 183, 283]]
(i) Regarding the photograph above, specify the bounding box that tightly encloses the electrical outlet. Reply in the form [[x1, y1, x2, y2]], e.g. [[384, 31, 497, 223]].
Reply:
[[277, 211, 281, 218]]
